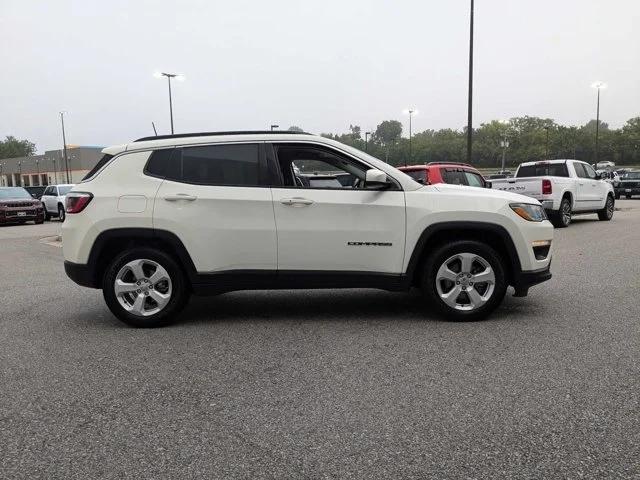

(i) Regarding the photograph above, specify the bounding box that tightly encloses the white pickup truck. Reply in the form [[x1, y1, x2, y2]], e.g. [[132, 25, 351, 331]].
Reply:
[[490, 159, 615, 228]]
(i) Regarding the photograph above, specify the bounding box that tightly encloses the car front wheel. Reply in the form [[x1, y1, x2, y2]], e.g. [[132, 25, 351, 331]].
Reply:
[[421, 240, 507, 321], [598, 195, 615, 221], [102, 248, 190, 327], [58, 204, 66, 222]]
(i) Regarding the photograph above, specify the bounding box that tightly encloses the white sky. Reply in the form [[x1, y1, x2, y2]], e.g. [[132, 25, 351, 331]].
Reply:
[[1, 0, 639, 153]]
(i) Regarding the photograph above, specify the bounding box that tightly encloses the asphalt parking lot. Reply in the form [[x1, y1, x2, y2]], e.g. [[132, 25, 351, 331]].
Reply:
[[1, 202, 639, 479]]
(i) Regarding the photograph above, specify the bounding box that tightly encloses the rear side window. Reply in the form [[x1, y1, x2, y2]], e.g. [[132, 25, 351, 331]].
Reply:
[[82, 154, 114, 181], [146, 144, 262, 186], [516, 163, 569, 178]]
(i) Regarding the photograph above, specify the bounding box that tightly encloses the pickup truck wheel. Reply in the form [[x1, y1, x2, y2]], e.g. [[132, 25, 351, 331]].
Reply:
[[550, 198, 571, 228], [57, 204, 66, 222], [421, 240, 507, 321], [102, 248, 190, 327], [598, 196, 615, 221]]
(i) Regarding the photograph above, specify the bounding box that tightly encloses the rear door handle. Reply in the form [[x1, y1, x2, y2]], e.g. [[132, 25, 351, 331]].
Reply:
[[164, 194, 197, 202], [280, 197, 314, 206]]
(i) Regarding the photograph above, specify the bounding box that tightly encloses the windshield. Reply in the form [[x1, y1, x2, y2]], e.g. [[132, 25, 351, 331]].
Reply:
[[58, 186, 73, 195], [622, 172, 640, 179], [0, 187, 32, 199]]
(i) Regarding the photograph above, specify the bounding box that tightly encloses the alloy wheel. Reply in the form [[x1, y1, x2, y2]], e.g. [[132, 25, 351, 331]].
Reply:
[[114, 259, 172, 317], [435, 253, 496, 311]]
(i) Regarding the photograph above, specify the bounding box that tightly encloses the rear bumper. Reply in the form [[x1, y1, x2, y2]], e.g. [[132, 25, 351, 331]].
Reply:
[[64, 261, 98, 288], [512, 264, 552, 297]]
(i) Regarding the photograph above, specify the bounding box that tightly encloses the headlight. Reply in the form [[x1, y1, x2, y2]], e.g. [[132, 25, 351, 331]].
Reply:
[[510, 203, 547, 222]]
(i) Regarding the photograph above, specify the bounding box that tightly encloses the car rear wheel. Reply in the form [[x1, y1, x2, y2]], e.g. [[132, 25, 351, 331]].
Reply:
[[102, 248, 190, 327], [550, 198, 571, 228], [57, 204, 66, 222], [598, 195, 615, 221], [421, 240, 507, 321]]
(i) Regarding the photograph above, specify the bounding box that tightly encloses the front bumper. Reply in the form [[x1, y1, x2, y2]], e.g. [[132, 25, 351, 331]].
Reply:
[[512, 264, 552, 297], [0, 209, 44, 223], [616, 187, 640, 196]]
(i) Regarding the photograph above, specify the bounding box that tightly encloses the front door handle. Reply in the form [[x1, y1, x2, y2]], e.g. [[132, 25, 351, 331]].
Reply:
[[164, 194, 197, 202], [280, 197, 314, 206]]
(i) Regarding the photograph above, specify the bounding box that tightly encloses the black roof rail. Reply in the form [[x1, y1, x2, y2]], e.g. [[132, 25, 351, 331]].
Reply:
[[426, 161, 472, 167], [134, 130, 313, 142]]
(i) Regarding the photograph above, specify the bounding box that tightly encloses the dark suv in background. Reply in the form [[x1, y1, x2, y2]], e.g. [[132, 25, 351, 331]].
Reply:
[[0, 187, 45, 225]]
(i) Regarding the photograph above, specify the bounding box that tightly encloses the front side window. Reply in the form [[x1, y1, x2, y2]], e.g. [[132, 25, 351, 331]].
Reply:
[[58, 186, 72, 195], [441, 169, 467, 185], [573, 162, 587, 178], [274, 145, 382, 190], [582, 164, 597, 179], [464, 171, 485, 187]]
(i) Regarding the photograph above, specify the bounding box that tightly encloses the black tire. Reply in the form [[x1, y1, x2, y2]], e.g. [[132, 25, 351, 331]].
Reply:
[[44, 207, 51, 221], [35, 218, 44, 225], [597, 195, 615, 221], [550, 197, 571, 228], [614, 192, 620, 200], [626, 195, 632, 199], [57, 204, 66, 222], [421, 240, 508, 322], [102, 247, 190, 327]]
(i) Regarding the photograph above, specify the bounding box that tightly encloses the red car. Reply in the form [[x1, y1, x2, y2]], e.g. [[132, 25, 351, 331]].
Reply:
[[398, 162, 488, 188]]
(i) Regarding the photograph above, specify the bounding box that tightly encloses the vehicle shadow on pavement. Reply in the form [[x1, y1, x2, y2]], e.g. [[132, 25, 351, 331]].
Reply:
[[173, 288, 529, 327]]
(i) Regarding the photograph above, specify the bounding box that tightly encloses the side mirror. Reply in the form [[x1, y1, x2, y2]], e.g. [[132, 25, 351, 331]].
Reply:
[[365, 169, 390, 189], [595, 173, 602, 180], [485, 181, 492, 189]]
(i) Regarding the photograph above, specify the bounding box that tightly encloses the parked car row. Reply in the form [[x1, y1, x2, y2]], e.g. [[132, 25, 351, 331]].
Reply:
[[0, 184, 75, 225]]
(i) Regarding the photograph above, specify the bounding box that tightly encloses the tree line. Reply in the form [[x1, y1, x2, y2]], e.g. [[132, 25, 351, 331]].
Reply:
[[321, 116, 640, 168]]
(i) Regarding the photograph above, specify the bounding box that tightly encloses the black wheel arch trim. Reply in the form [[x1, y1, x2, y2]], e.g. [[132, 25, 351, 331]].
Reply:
[[405, 221, 532, 291], [72, 228, 198, 288]]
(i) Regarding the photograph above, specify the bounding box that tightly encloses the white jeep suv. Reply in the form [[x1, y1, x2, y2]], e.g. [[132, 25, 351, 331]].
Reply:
[[62, 131, 553, 327]]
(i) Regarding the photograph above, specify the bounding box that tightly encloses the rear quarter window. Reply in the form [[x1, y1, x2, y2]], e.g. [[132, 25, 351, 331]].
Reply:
[[82, 154, 114, 181]]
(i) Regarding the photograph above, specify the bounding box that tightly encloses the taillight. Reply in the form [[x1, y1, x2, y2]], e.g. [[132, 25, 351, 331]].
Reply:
[[65, 192, 93, 213], [542, 179, 552, 195]]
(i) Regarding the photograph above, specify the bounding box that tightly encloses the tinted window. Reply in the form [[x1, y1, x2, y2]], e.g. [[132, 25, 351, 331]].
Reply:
[[516, 163, 569, 178], [464, 171, 485, 187], [441, 169, 467, 185], [145, 149, 176, 178], [82, 154, 114, 181], [405, 170, 426, 183], [180, 144, 260, 186]]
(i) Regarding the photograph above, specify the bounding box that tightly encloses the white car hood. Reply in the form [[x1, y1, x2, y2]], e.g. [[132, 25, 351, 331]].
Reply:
[[430, 183, 541, 205]]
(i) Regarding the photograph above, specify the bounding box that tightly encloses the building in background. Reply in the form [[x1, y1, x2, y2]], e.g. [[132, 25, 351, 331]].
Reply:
[[0, 146, 104, 187]]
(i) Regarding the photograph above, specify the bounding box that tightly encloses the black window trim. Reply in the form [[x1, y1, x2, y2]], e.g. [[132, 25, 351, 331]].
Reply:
[[143, 141, 271, 188], [266, 141, 403, 191]]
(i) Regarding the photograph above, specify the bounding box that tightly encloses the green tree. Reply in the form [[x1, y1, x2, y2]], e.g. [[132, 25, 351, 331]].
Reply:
[[287, 126, 304, 132], [374, 120, 402, 146], [0, 136, 36, 158]]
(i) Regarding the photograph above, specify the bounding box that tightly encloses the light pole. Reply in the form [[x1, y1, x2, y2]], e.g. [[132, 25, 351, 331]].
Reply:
[[404, 108, 417, 166], [0, 164, 3, 186], [365, 131, 372, 152], [467, 0, 474, 164], [18, 161, 22, 186], [500, 138, 509, 172], [154, 72, 184, 134], [36, 158, 40, 184], [60, 111, 70, 183], [591, 81, 606, 166], [270, 124, 279, 131], [544, 126, 550, 158]]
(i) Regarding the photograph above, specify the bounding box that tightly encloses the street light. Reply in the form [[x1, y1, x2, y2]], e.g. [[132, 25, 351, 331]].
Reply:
[[591, 81, 607, 166], [365, 131, 373, 152], [500, 139, 509, 172], [403, 108, 418, 166], [154, 72, 184, 134], [270, 124, 279, 131], [60, 111, 70, 183]]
